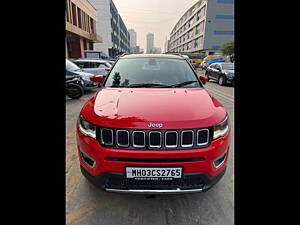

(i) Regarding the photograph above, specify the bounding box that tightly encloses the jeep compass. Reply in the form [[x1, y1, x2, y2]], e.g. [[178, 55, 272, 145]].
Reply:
[[76, 54, 230, 194]]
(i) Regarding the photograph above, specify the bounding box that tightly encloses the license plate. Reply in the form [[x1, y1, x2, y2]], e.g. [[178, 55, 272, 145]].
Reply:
[[126, 167, 182, 180]]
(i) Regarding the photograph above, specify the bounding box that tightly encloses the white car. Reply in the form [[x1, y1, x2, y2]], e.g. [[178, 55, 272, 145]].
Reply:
[[71, 59, 112, 76], [200, 60, 209, 70]]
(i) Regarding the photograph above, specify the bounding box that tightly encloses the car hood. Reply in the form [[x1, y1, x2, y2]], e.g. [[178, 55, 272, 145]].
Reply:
[[83, 88, 227, 129]]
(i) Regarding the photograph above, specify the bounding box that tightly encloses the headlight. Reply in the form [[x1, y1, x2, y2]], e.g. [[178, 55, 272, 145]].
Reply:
[[213, 116, 229, 140], [78, 115, 96, 139]]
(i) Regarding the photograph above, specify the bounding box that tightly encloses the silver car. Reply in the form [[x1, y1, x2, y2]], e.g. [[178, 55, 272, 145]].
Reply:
[[71, 59, 112, 76]]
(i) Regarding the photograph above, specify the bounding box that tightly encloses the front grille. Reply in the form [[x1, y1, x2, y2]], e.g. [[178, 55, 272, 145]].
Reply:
[[97, 126, 213, 150], [116, 130, 129, 147], [132, 131, 145, 147], [149, 131, 162, 148], [181, 130, 194, 147]]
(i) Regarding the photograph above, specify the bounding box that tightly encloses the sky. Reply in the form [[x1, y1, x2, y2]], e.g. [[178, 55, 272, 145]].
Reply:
[[113, 0, 199, 52]]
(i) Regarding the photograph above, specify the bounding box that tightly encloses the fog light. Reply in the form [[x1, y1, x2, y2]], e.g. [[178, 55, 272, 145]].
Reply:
[[80, 151, 96, 168], [213, 152, 227, 168]]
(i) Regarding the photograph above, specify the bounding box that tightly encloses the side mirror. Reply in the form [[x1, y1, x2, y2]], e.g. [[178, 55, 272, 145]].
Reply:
[[91, 75, 105, 83], [199, 75, 208, 85]]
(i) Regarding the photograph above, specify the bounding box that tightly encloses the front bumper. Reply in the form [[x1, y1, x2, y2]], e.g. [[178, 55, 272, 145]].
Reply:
[[76, 126, 230, 194], [80, 165, 226, 194], [82, 80, 98, 91], [226, 77, 235, 85]]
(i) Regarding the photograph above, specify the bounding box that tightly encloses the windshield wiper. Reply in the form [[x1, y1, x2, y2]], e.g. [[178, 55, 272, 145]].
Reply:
[[165, 81, 198, 88], [126, 83, 170, 88]]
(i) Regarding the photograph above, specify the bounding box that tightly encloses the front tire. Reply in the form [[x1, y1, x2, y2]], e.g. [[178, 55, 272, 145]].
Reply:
[[67, 84, 84, 99], [218, 76, 226, 86]]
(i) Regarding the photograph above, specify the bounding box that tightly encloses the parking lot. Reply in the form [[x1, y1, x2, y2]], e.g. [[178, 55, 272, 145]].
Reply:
[[66, 70, 234, 225]]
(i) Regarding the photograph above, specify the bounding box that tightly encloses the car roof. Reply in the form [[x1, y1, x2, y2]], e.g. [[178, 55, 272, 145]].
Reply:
[[120, 54, 185, 60], [211, 62, 234, 65], [72, 59, 110, 63]]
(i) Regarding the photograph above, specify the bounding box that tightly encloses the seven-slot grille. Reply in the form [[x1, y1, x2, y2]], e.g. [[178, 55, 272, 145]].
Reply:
[[97, 127, 212, 150]]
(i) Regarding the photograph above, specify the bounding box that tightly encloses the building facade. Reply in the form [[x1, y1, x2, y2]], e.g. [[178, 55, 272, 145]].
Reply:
[[146, 33, 154, 53], [65, 0, 102, 58], [88, 0, 130, 58], [168, 0, 234, 55]]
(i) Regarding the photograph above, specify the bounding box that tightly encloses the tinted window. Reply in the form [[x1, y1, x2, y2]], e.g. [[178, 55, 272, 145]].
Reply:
[[73, 61, 91, 68], [98, 63, 108, 68], [104, 58, 201, 88], [66, 59, 80, 71], [221, 63, 234, 70], [74, 61, 85, 68]]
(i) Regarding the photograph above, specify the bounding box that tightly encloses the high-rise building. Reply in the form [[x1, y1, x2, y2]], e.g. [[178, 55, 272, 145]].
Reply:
[[164, 38, 170, 53], [128, 29, 137, 47], [89, 0, 130, 58], [65, 0, 102, 58], [168, 0, 234, 55], [146, 33, 154, 53]]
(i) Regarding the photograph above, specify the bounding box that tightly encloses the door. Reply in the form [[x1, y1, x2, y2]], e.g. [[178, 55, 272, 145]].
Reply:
[[207, 64, 216, 80], [214, 64, 222, 80]]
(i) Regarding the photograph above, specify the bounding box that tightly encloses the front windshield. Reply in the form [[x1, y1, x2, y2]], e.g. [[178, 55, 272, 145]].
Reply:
[[221, 63, 234, 70], [104, 58, 201, 88], [66, 59, 80, 71]]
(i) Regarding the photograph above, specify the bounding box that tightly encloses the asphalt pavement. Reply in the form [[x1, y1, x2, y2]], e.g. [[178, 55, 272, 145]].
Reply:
[[66, 71, 234, 225]]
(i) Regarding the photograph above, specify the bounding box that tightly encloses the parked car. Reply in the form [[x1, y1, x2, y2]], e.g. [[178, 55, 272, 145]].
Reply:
[[66, 59, 98, 91], [66, 75, 84, 99], [205, 63, 235, 86], [71, 59, 112, 76], [76, 54, 230, 194]]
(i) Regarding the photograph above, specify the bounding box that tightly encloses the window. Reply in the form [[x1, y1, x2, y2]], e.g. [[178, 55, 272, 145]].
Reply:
[[194, 38, 199, 48], [199, 35, 203, 47], [214, 31, 234, 35], [87, 15, 90, 33], [90, 18, 95, 33], [77, 7, 82, 28], [199, 21, 204, 33], [66, 59, 80, 71], [71, 3, 77, 26], [81, 62, 92, 68], [104, 58, 201, 88], [209, 64, 216, 69]]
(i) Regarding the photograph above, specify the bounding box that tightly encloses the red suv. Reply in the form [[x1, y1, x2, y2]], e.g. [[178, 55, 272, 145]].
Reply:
[[76, 54, 230, 194]]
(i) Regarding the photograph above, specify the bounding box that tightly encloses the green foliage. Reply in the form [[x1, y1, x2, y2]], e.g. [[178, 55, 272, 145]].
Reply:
[[221, 40, 234, 56]]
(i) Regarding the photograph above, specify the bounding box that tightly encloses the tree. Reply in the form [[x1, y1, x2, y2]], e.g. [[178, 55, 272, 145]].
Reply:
[[221, 40, 234, 56]]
